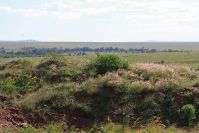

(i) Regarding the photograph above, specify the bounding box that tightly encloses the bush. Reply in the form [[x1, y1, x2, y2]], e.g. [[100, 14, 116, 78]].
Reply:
[[14, 72, 40, 94], [37, 53, 73, 83], [19, 84, 92, 119], [0, 71, 41, 97], [180, 104, 196, 127], [133, 96, 161, 120], [87, 54, 130, 75], [0, 77, 16, 95], [17, 59, 32, 67], [37, 53, 67, 69], [80, 75, 128, 120]]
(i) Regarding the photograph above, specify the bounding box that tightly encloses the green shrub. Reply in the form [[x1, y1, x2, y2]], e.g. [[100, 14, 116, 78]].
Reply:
[[180, 104, 196, 127], [37, 53, 66, 69], [159, 94, 176, 120], [0, 71, 41, 97], [37, 94, 73, 112], [80, 76, 128, 120], [17, 59, 32, 67], [48, 68, 73, 82], [19, 85, 76, 111], [14, 72, 40, 94], [87, 54, 130, 75], [37, 53, 72, 83], [19, 84, 92, 119], [133, 96, 160, 120], [0, 77, 16, 95]]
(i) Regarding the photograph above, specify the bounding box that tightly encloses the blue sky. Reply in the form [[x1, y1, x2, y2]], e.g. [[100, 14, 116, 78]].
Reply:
[[0, 0, 199, 41]]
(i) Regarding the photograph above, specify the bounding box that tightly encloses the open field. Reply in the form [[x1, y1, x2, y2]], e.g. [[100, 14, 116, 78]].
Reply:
[[1, 41, 199, 51], [1, 52, 199, 68]]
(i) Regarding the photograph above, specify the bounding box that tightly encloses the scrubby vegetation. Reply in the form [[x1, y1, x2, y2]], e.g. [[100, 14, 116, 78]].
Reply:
[[0, 53, 199, 132], [180, 104, 196, 127], [0, 45, 187, 58]]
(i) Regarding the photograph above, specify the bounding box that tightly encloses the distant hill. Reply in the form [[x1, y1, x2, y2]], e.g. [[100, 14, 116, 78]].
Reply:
[[0, 41, 199, 51], [18, 40, 38, 42]]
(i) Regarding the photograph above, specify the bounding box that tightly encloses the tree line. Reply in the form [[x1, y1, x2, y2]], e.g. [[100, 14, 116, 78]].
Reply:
[[0, 46, 187, 58]]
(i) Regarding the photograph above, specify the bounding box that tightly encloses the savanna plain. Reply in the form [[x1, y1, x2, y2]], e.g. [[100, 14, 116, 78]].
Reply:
[[0, 44, 199, 133]]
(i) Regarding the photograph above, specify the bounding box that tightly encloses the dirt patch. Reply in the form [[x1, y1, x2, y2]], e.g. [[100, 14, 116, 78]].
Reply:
[[0, 107, 26, 131]]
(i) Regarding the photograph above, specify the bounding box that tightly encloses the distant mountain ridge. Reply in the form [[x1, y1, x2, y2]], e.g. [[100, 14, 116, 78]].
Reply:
[[0, 41, 199, 51], [18, 40, 38, 42]]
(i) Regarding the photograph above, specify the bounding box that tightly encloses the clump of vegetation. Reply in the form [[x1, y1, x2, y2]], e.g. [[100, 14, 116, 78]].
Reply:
[[0, 77, 16, 96], [37, 54, 73, 82], [80, 74, 128, 120], [133, 96, 161, 120], [15, 72, 41, 94], [37, 54, 67, 69], [0, 59, 32, 70], [19, 84, 92, 121], [17, 59, 32, 67], [180, 104, 196, 127], [85, 54, 130, 76], [0, 71, 40, 97]]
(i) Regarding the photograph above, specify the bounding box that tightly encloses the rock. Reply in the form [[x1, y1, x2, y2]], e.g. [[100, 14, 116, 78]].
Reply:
[[20, 123, 28, 128]]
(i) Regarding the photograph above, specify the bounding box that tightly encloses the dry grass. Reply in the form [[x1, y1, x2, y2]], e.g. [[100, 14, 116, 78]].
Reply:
[[95, 63, 199, 92]]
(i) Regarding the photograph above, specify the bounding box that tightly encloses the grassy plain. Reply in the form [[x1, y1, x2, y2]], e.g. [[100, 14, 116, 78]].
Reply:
[[0, 52, 199, 68], [0, 51, 199, 132]]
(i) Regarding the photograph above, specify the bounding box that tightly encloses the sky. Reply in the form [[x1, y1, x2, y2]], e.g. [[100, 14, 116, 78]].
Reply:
[[0, 0, 199, 42]]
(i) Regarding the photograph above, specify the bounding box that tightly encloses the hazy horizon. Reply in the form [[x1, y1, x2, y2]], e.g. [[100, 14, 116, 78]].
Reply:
[[1, 40, 199, 43]]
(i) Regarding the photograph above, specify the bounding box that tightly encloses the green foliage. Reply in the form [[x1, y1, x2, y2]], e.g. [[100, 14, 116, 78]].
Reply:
[[19, 85, 92, 120], [87, 54, 130, 75], [38, 53, 66, 68], [0, 77, 16, 95], [15, 72, 40, 94], [21, 127, 38, 133], [88, 123, 98, 133], [0, 71, 41, 98], [81, 76, 128, 120], [37, 53, 74, 83], [37, 94, 73, 113], [101, 123, 129, 133], [17, 59, 32, 67], [159, 94, 176, 119], [133, 96, 161, 120], [45, 124, 64, 133], [180, 104, 196, 127]]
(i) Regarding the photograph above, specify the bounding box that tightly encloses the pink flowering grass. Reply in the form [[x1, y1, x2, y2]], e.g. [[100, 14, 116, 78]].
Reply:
[[131, 63, 199, 83], [84, 63, 199, 93]]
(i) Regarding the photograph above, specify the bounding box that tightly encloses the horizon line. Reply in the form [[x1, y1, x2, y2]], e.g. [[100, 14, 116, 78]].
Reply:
[[1, 40, 199, 43]]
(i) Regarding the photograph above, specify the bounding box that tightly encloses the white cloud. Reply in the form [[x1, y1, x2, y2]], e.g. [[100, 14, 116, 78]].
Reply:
[[0, 6, 48, 16], [0, 0, 199, 25]]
